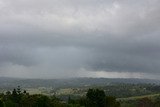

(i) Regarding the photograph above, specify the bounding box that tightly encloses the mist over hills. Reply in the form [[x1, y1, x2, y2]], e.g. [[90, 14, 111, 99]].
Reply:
[[0, 77, 160, 89]]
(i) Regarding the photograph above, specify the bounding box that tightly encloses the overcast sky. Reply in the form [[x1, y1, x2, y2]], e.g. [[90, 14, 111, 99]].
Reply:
[[0, 0, 160, 79]]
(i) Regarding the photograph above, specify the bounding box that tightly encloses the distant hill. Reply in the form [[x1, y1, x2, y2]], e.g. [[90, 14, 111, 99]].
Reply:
[[0, 77, 160, 89]]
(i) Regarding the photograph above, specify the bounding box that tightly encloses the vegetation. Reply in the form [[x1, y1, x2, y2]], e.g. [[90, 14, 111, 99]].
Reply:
[[0, 86, 121, 107], [0, 81, 160, 107]]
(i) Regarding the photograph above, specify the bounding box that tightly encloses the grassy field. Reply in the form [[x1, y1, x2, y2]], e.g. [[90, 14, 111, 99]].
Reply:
[[118, 93, 160, 101]]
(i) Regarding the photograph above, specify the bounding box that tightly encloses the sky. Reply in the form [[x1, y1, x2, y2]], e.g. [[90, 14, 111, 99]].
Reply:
[[0, 0, 160, 79]]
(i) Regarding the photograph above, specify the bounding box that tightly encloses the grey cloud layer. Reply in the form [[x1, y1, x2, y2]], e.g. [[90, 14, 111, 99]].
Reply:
[[0, 0, 160, 78]]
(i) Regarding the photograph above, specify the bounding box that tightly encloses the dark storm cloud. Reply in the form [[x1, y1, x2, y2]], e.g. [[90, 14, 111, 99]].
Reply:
[[0, 0, 160, 78]]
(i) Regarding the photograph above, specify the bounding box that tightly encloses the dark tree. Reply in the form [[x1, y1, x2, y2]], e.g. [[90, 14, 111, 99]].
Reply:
[[106, 96, 120, 107], [17, 86, 21, 95], [11, 87, 22, 104], [34, 95, 50, 107], [0, 100, 4, 107], [86, 89, 105, 107]]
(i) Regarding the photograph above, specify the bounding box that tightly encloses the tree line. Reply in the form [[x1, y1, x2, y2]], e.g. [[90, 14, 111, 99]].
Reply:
[[0, 86, 160, 107], [0, 86, 120, 107]]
